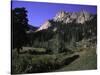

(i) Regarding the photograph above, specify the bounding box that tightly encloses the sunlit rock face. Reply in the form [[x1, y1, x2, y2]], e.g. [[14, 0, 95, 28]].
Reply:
[[53, 10, 93, 24], [76, 11, 93, 24], [36, 20, 51, 31]]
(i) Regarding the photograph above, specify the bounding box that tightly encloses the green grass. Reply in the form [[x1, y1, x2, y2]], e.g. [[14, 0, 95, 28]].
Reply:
[[56, 47, 97, 71], [12, 46, 97, 74], [12, 48, 78, 74]]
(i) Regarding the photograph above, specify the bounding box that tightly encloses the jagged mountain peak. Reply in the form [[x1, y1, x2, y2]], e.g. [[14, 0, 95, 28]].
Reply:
[[53, 10, 71, 22], [55, 10, 67, 17], [36, 10, 94, 31], [53, 10, 93, 24]]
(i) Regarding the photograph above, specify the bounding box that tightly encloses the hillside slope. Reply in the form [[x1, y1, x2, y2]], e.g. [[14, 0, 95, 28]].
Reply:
[[56, 47, 97, 71]]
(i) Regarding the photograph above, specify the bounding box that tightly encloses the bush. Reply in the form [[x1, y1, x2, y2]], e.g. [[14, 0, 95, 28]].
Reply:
[[29, 55, 60, 73], [12, 52, 32, 74], [12, 50, 78, 74]]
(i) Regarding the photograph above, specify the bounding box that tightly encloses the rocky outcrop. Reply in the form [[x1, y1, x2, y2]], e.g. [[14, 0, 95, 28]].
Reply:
[[53, 10, 93, 24], [37, 10, 94, 31], [36, 20, 51, 31]]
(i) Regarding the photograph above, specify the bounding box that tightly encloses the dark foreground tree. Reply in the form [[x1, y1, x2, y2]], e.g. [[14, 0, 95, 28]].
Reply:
[[12, 7, 29, 53]]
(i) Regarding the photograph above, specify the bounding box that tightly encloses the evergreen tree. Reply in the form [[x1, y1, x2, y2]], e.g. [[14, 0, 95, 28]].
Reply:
[[12, 7, 29, 53]]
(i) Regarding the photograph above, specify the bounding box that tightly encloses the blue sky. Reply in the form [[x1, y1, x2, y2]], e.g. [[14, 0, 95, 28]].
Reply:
[[12, 1, 97, 27]]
